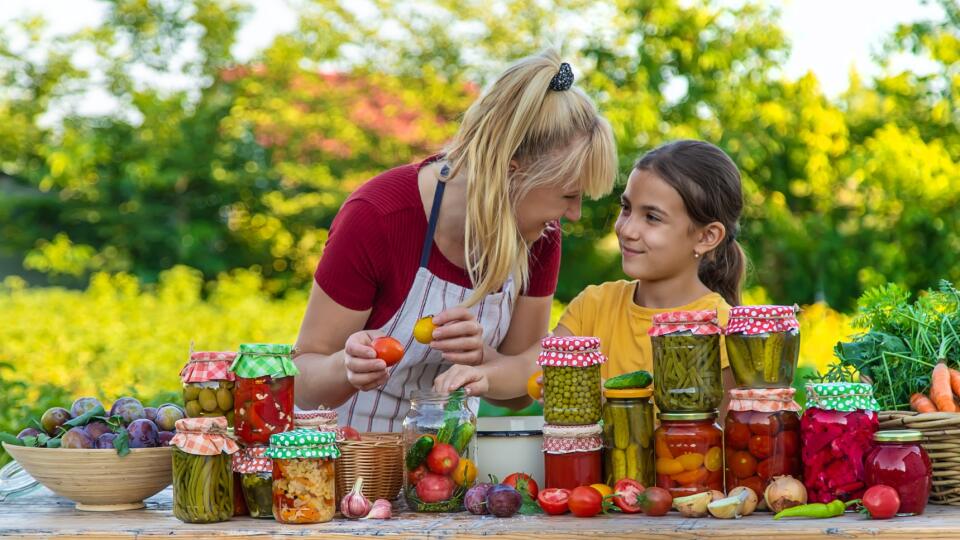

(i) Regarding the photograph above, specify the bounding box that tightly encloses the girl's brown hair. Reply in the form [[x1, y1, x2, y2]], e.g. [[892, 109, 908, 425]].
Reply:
[[634, 140, 748, 306]]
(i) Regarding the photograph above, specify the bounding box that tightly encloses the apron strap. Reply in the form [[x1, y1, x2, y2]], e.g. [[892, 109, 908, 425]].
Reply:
[[419, 163, 449, 268]]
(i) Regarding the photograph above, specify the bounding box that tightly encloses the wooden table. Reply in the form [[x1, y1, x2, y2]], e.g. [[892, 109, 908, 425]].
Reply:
[[1, 487, 958, 539]]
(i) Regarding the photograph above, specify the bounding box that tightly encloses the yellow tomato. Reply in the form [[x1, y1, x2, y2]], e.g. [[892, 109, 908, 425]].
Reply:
[[676, 452, 705, 472], [590, 483, 613, 498], [655, 457, 685, 476], [654, 436, 674, 460], [526, 371, 543, 400], [704, 446, 723, 472], [452, 458, 477, 487], [413, 315, 436, 344]]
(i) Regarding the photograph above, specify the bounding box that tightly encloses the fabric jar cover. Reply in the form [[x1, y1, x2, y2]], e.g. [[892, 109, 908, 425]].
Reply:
[[648, 310, 722, 337], [263, 429, 341, 460], [805, 382, 881, 412], [537, 336, 606, 368], [542, 423, 603, 454], [233, 445, 273, 474], [728, 387, 802, 413], [726, 305, 800, 335], [180, 351, 237, 383], [171, 417, 240, 456], [230, 343, 299, 379]]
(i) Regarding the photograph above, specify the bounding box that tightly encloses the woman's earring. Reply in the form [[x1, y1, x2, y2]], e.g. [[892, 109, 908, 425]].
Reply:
[[694, 251, 701, 259]]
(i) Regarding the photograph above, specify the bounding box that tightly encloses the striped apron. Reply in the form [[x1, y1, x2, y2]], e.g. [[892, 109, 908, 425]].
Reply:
[[336, 174, 516, 432]]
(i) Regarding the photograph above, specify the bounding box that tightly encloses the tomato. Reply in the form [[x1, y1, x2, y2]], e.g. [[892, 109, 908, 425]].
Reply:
[[339, 426, 362, 441], [568, 485, 603, 517], [774, 430, 799, 457], [862, 485, 900, 520], [638, 486, 672, 516], [407, 464, 428, 485], [727, 422, 751, 450], [671, 467, 708, 486], [452, 458, 477, 487], [676, 453, 705, 471], [730, 451, 757, 479], [416, 473, 455, 503], [612, 479, 645, 514], [413, 315, 436, 344], [503, 472, 539, 499], [372, 336, 405, 366], [748, 413, 782, 436], [748, 435, 772, 459], [537, 488, 571, 515], [426, 443, 460, 475]]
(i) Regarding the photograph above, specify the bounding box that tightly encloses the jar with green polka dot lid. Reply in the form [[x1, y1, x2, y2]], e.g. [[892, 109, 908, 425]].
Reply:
[[264, 429, 339, 524], [538, 337, 605, 425]]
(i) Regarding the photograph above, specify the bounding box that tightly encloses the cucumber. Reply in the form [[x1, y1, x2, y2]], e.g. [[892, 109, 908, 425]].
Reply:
[[450, 422, 476, 454], [604, 370, 653, 390], [405, 435, 435, 470]]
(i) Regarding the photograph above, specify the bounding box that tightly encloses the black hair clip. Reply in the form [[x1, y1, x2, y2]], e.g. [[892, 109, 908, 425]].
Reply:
[[549, 62, 574, 91]]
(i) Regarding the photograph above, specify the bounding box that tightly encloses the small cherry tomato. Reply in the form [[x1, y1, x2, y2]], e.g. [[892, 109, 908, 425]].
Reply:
[[862, 484, 900, 519], [727, 422, 752, 450], [730, 451, 758, 479], [749, 435, 773, 459], [503, 472, 539, 499], [568, 486, 603, 517], [372, 336, 404, 366]]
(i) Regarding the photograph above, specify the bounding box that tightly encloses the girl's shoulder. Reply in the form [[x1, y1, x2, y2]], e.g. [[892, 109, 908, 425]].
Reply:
[[570, 280, 636, 308]]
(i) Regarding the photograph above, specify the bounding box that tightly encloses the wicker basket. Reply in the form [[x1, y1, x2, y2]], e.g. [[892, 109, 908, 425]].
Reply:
[[878, 411, 960, 505], [335, 432, 404, 505]]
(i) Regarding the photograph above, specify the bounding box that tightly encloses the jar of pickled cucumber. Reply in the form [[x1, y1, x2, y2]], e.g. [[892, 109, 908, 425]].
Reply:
[[230, 343, 298, 446], [170, 417, 240, 523], [725, 388, 802, 498], [725, 305, 800, 388], [602, 388, 654, 487], [180, 351, 237, 425], [233, 446, 273, 519], [649, 311, 723, 412], [543, 423, 603, 490], [654, 411, 723, 498], [538, 337, 605, 425], [264, 429, 340, 524]]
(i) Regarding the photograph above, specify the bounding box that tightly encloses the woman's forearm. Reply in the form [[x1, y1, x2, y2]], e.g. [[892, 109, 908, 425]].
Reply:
[[477, 343, 540, 408], [293, 351, 358, 410]]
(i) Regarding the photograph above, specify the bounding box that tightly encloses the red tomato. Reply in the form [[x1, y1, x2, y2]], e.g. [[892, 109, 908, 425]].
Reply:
[[407, 464, 428, 485], [537, 488, 570, 515], [415, 473, 455, 503], [639, 486, 672, 516], [372, 337, 405, 367], [730, 451, 758, 479], [568, 486, 603, 517], [774, 430, 799, 457], [749, 414, 782, 436], [426, 443, 460, 475], [748, 435, 772, 459], [727, 422, 751, 450], [503, 472, 539, 499], [862, 485, 900, 519], [340, 426, 362, 441], [612, 479, 645, 514]]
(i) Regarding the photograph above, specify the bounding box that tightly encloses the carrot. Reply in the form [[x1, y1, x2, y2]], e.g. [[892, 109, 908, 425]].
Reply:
[[949, 368, 960, 399], [931, 362, 956, 412], [911, 393, 937, 413]]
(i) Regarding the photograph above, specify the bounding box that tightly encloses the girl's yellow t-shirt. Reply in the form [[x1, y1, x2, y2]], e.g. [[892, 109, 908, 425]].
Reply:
[[556, 280, 731, 381]]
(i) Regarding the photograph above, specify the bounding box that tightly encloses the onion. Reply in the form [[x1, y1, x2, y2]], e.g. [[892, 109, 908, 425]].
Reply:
[[764, 476, 807, 513]]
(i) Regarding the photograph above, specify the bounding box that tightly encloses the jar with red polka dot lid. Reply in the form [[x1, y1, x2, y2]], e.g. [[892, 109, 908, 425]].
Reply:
[[538, 336, 605, 425], [650, 311, 723, 412], [725, 305, 800, 388]]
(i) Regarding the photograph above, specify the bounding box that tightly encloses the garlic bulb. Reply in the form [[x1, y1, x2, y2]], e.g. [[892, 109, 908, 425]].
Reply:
[[341, 477, 372, 519]]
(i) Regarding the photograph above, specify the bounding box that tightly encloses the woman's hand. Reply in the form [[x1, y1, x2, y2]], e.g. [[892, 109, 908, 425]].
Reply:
[[343, 330, 390, 391], [430, 307, 485, 366], [433, 364, 490, 397]]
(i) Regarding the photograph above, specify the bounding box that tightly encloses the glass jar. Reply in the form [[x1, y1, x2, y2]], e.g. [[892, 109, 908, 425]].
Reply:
[[865, 430, 932, 516], [170, 417, 239, 524], [402, 389, 477, 512], [601, 388, 654, 487], [725, 305, 800, 388], [233, 446, 274, 519], [650, 311, 723, 412], [233, 472, 248, 516], [725, 388, 802, 497], [802, 382, 879, 504], [180, 351, 237, 425], [265, 429, 340, 524], [654, 411, 723, 498], [230, 343, 298, 446], [543, 424, 603, 490], [538, 337, 605, 425]]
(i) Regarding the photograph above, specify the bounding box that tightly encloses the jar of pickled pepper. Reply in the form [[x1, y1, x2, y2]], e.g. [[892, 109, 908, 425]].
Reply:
[[538, 337, 605, 425], [601, 388, 654, 487], [725, 388, 802, 497], [725, 305, 800, 388], [649, 311, 723, 412], [170, 417, 240, 524], [233, 446, 274, 519], [229, 343, 298, 446], [180, 351, 236, 425]]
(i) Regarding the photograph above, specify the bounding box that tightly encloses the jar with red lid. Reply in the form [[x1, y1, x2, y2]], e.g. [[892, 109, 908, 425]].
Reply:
[[725, 388, 801, 497], [649, 311, 723, 412], [865, 430, 932, 516], [233, 446, 274, 519], [725, 305, 800, 388], [229, 343, 297, 445], [542, 424, 603, 490], [538, 337, 605, 425], [654, 411, 723, 498], [180, 351, 237, 425]]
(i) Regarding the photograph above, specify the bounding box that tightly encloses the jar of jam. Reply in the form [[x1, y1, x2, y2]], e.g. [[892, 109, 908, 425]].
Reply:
[[538, 337, 605, 425], [865, 430, 932, 516], [265, 429, 340, 524], [649, 311, 723, 412], [725, 388, 801, 497], [725, 305, 800, 388], [802, 382, 879, 504], [170, 417, 240, 524], [543, 424, 603, 490], [601, 388, 654, 487], [180, 351, 237, 425], [233, 446, 274, 519], [655, 411, 723, 498], [230, 343, 298, 445]]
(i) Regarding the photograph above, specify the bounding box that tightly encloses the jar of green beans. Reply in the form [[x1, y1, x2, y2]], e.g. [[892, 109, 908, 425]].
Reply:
[[232, 446, 273, 519], [171, 417, 240, 523], [538, 337, 606, 426], [649, 311, 723, 412]]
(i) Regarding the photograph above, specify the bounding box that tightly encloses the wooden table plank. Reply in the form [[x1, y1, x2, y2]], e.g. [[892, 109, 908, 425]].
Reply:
[[1, 487, 959, 539]]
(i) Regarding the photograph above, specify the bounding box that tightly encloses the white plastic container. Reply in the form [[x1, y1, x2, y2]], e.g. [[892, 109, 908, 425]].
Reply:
[[476, 416, 544, 487]]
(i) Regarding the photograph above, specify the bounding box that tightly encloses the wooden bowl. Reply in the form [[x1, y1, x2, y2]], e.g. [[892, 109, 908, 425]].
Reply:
[[2, 442, 172, 511]]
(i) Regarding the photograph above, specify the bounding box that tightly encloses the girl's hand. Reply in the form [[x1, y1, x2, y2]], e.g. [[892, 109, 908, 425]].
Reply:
[[430, 307, 485, 366], [343, 330, 390, 391], [433, 364, 490, 397]]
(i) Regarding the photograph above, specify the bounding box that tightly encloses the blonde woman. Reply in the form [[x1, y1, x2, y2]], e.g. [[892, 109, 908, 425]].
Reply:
[[294, 50, 617, 432]]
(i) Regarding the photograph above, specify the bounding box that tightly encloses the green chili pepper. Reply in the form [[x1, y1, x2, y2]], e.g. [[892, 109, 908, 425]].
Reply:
[[773, 499, 858, 519]]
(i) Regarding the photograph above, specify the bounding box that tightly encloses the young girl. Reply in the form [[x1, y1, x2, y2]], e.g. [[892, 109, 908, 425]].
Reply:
[[435, 139, 746, 398]]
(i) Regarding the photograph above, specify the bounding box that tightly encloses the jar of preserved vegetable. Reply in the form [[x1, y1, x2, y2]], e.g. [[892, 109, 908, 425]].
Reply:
[[180, 351, 237, 425], [602, 388, 654, 487], [725, 388, 801, 497], [655, 411, 723, 498], [402, 389, 477, 512], [170, 417, 239, 523], [650, 311, 723, 412], [229, 343, 298, 446], [802, 382, 879, 504], [865, 430, 932, 516], [543, 424, 603, 490], [725, 305, 800, 388], [538, 337, 605, 425], [233, 446, 273, 519], [265, 429, 340, 524]]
